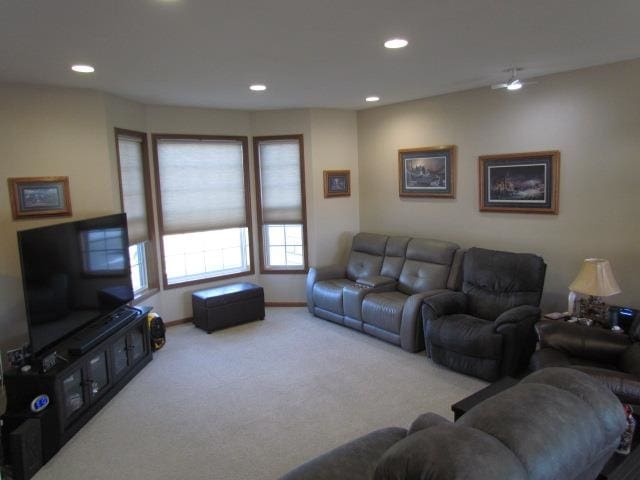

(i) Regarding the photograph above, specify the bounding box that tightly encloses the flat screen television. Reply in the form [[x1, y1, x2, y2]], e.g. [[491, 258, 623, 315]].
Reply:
[[17, 213, 134, 357]]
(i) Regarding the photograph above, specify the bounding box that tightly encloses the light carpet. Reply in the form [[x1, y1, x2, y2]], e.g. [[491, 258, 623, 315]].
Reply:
[[33, 307, 486, 480]]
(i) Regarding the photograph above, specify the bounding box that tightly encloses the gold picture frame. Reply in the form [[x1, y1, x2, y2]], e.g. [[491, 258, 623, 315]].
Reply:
[[324, 170, 351, 198], [8, 176, 72, 220]]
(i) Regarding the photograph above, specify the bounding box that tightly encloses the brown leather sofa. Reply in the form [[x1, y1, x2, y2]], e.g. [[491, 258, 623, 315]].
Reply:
[[530, 318, 640, 406]]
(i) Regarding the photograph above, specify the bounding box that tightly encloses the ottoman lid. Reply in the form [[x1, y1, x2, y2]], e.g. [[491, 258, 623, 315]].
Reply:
[[193, 282, 263, 307]]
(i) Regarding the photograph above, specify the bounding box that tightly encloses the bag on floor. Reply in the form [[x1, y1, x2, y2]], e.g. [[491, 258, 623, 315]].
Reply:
[[147, 312, 166, 351]]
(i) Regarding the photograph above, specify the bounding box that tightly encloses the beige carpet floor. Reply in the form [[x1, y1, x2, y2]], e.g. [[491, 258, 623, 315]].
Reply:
[[33, 307, 486, 480]]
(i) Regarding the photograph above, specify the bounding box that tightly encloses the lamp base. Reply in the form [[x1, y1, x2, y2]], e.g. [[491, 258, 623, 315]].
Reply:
[[577, 296, 609, 326]]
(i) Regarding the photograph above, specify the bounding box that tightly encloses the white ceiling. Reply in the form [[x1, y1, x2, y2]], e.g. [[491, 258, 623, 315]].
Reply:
[[2, 0, 640, 110]]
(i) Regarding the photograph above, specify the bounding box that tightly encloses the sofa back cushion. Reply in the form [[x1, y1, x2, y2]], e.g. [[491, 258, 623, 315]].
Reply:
[[346, 233, 388, 281], [463, 247, 546, 321], [397, 239, 459, 295], [374, 423, 527, 480], [457, 368, 626, 480], [380, 236, 410, 279]]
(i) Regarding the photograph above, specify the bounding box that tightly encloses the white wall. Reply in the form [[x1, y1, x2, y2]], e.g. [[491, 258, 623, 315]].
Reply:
[[357, 60, 640, 312], [0, 85, 119, 348], [0, 87, 359, 350], [308, 109, 360, 267]]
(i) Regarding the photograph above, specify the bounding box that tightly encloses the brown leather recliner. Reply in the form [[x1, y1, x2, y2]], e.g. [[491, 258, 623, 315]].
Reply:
[[530, 317, 640, 406]]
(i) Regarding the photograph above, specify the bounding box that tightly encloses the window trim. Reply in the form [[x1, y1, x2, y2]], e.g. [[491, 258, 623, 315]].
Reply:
[[114, 127, 160, 300], [151, 133, 254, 289], [253, 134, 309, 274]]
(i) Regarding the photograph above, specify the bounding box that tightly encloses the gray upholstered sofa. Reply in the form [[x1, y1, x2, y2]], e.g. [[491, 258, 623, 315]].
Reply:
[[306, 233, 462, 352], [280, 368, 627, 480]]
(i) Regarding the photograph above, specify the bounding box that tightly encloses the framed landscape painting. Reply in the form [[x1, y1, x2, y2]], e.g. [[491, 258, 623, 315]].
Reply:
[[324, 170, 351, 198], [478, 151, 560, 214], [398, 145, 456, 198], [8, 176, 72, 219]]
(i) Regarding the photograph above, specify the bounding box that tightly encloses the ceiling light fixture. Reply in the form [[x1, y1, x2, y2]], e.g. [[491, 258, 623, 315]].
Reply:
[[506, 79, 522, 91], [384, 38, 408, 49], [249, 84, 267, 92], [365, 96, 380, 102], [491, 67, 537, 91], [71, 64, 95, 73]]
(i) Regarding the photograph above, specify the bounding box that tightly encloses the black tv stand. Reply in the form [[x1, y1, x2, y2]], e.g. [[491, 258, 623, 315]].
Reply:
[[67, 306, 142, 356], [2, 306, 152, 477]]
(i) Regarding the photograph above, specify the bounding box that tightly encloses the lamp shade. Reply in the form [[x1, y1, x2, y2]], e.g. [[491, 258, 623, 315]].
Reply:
[[568, 258, 621, 297]]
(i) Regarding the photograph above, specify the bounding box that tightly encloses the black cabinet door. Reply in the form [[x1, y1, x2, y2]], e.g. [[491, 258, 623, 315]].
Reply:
[[86, 350, 110, 401], [60, 366, 86, 421], [128, 323, 148, 365], [111, 334, 129, 380]]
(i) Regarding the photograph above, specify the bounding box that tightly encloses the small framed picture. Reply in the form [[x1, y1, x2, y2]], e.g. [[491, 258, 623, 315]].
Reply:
[[479, 151, 560, 214], [324, 170, 351, 198], [8, 176, 72, 219], [398, 145, 456, 198]]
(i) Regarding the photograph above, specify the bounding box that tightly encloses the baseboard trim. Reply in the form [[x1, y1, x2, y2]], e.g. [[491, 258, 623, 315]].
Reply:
[[165, 303, 305, 328], [265, 302, 307, 307], [165, 318, 192, 328]]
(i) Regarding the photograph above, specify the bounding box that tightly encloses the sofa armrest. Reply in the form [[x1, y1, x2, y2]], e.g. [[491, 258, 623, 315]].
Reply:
[[536, 320, 632, 364], [493, 305, 541, 332], [306, 265, 346, 312], [408, 413, 451, 435], [400, 290, 450, 352], [421, 291, 468, 322], [280, 427, 407, 480], [356, 275, 397, 288]]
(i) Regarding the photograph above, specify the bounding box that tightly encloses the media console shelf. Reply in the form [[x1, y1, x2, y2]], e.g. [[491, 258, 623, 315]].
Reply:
[[2, 306, 153, 476]]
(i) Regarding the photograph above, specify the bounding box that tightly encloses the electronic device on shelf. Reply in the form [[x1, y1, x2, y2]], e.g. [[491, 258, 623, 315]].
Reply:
[[609, 305, 639, 332], [17, 213, 134, 361], [67, 306, 141, 355]]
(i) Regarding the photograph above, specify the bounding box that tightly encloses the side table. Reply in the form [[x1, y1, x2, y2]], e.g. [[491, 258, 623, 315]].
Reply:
[[451, 377, 519, 421]]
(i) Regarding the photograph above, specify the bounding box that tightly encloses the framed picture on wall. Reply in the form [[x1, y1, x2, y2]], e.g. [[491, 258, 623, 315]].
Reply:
[[323, 170, 351, 198], [478, 150, 560, 214], [8, 176, 72, 219], [398, 145, 456, 198]]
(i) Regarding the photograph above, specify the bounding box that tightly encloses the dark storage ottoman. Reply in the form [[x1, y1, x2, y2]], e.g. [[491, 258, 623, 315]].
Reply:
[[192, 282, 265, 333]]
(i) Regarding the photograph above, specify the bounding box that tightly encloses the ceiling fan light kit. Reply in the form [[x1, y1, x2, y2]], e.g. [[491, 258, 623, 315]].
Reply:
[[492, 67, 536, 91]]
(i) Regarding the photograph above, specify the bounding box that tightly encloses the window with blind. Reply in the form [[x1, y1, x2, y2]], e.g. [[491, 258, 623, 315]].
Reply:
[[253, 135, 308, 272], [153, 135, 253, 287], [115, 128, 158, 296]]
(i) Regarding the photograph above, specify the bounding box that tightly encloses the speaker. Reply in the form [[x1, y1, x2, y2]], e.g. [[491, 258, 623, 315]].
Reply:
[[9, 418, 42, 480]]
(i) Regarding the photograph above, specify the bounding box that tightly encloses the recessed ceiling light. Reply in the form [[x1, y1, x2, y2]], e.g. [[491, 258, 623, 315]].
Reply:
[[71, 64, 95, 73], [365, 96, 380, 102], [384, 38, 408, 49], [250, 84, 267, 92]]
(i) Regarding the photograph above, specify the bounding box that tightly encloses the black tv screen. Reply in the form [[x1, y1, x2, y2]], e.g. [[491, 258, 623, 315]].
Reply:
[[18, 213, 134, 357]]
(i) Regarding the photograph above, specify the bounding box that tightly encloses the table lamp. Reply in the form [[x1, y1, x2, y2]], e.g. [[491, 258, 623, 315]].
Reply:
[[568, 258, 621, 326]]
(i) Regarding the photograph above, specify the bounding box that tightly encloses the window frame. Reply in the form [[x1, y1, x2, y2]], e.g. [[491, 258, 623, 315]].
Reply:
[[152, 133, 254, 289], [114, 128, 159, 302], [253, 134, 309, 274]]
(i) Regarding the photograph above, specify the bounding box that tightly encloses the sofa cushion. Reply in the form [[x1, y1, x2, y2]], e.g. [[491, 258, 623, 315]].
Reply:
[[345, 233, 388, 281], [280, 427, 407, 480], [397, 239, 458, 295], [362, 291, 408, 334], [427, 314, 503, 359], [313, 279, 355, 314], [380, 236, 410, 279], [463, 247, 546, 321], [459, 368, 627, 480], [374, 424, 527, 480]]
